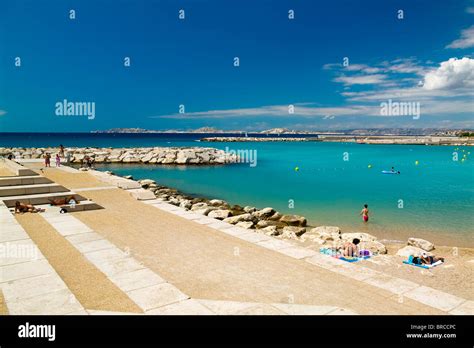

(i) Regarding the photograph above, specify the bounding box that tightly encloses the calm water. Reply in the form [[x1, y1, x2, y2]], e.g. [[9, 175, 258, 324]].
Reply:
[[1, 133, 473, 246]]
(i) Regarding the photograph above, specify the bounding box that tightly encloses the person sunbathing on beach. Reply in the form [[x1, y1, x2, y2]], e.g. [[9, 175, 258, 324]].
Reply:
[[14, 201, 44, 214], [359, 204, 369, 222], [343, 238, 360, 257], [48, 196, 78, 206], [420, 252, 444, 265]]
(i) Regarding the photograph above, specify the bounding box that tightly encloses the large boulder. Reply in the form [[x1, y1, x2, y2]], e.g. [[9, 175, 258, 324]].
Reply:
[[208, 209, 232, 220], [267, 212, 282, 221], [236, 221, 254, 229], [260, 226, 280, 236], [363, 241, 387, 255], [209, 199, 227, 207], [282, 226, 306, 237], [308, 226, 341, 241], [256, 220, 279, 229], [280, 214, 307, 227], [179, 200, 193, 210], [191, 202, 209, 211], [281, 226, 306, 239], [407, 238, 435, 252], [223, 213, 254, 224], [243, 206, 256, 213], [397, 246, 433, 258], [253, 207, 275, 219]]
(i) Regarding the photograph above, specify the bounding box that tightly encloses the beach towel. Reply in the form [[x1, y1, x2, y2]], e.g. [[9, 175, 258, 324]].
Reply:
[[319, 248, 372, 263], [403, 255, 443, 269]]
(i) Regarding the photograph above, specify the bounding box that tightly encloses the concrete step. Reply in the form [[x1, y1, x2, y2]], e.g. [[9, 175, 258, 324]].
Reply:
[[2, 191, 88, 208], [0, 183, 69, 197], [0, 175, 52, 187], [57, 200, 103, 212]]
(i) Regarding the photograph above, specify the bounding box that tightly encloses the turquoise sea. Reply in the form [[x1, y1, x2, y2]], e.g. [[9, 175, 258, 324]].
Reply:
[[1, 133, 473, 246]]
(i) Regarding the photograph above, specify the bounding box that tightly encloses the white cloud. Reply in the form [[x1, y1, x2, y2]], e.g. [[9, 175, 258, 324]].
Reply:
[[0, 110, 6, 116], [466, 7, 474, 14], [333, 74, 387, 85], [152, 104, 378, 119], [422, 57, 474, 90], [446, 25, 474, 49]]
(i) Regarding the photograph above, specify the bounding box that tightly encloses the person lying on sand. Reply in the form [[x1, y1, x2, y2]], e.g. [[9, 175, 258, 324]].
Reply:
[[420, 252, 444, 265], [343, 238, 360, 257], [48, 196, 78, 206], [14, 201, 44, 214]]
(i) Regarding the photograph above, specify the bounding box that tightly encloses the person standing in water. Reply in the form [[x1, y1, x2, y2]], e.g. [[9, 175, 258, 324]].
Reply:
[[360, 204, 369, 222]]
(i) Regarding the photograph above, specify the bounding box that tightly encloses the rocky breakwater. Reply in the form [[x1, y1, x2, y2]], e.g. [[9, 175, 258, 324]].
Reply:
[[201, 137, 310, 142], [0, 147, 239, 165], [121, 175, 389, 253]]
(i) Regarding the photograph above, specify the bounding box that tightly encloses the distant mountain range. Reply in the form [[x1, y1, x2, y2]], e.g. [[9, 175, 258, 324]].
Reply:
[[92, 127, 472, 136]]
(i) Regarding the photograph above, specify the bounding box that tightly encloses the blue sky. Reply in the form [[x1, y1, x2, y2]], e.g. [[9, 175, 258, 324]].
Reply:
[[0, 0, 473, 132]]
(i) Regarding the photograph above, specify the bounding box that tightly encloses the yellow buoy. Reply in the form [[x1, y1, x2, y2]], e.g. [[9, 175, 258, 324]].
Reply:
[[368, 164, 372, 169], [294, 166, 299, 172], [415, 160, 419, 165]]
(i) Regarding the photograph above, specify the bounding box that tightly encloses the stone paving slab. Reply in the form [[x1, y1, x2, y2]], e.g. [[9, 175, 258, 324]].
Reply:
[[127, 188, 156, 201], [327, 308, 359, 315], [218, 226, 251, 237], [6, 288, 83, 315], [1, 274, 68, 302], [92, 257, 145, 277], [87, 310, 140, 315], [449, 300, 474, 315], [66, 232, 105, 245], [109, 268, 166, 292], [146, 299, 214, 315], [305, 254, 346, 269], [331, 264, 382, 281], [276, 246, 318, 260], [0, 228, 30, 243], [234, 303, 286, 315], [75, 239, 117, 253], [255, 238, 294, 251], [84, 248, 128, 265], [236, 232, 272, 243], [0, 239, 45, 266], [206, 221, 235, 230], [272, 303, 338, 315], [194, 216, 219, 225], [364, 273, 420, 295], [197, 299, 259, 315], [403, 286, 466, 312], [127, 283, 189, 312], [1, 259, 53, 283]]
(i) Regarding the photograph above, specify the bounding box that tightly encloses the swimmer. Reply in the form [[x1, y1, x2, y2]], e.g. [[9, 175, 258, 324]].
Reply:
[[360, 204, 369, 222]]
